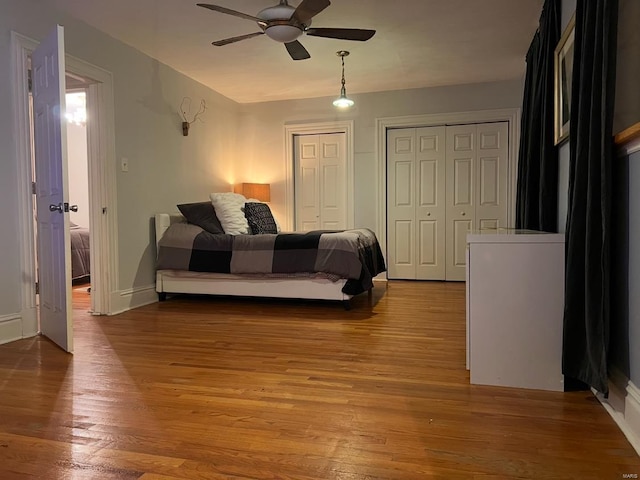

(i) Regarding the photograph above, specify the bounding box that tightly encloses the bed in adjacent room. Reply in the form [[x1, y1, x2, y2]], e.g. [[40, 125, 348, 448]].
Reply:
[[154, 194, 386, 308], [70, 222, 90, 282]]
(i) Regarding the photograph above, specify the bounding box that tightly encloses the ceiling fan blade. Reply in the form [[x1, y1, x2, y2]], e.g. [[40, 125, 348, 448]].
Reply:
[[212, 31, 264, 46], [292, 0, 331, 25], [285, 40, 311, 60], [305, 28, 376, 41], [197, 3, 266, 24]]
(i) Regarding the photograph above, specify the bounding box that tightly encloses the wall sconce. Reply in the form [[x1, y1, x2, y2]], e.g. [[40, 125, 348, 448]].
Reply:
[[180, 97, 207, 136], [234, 183, 271, 202]]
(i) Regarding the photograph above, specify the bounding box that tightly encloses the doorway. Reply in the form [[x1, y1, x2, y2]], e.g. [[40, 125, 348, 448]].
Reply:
[[30, 87, 92, 310], [65, 89, 92, 303]]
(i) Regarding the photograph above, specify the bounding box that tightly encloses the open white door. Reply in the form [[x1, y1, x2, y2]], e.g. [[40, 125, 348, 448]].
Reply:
[[32, 25, 73, 353]]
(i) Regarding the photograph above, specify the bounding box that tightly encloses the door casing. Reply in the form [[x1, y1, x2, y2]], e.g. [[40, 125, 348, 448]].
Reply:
[[285, 121, 354, 232], [11, 30, 118, 340], [376, 109, 521, 278]]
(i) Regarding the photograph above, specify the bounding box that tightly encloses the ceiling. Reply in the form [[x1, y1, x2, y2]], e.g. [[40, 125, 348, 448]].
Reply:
[[44, 0, 543, 104]]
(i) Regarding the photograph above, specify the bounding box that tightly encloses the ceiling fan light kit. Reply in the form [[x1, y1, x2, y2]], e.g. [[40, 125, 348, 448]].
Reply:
[[258, 3, 302, 43], [196, 0, 376, 60], [264, 24, 302, 43], [333, 50, 354, 109]]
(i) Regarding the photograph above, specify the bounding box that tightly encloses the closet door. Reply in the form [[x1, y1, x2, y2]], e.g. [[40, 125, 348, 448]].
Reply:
[[445, 122, 509, 281], [387, 126, 446, 280], [416, 126, 446, 279], [476, 122, 508, 231], [294, 133, 346, 231], [387, 128, 416, 279], [446, 125, 476, 281]]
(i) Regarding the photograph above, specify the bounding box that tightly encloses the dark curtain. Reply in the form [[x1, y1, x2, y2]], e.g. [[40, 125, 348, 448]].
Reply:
[[563, 0, 618, 395], [515, 0, 560, 231]]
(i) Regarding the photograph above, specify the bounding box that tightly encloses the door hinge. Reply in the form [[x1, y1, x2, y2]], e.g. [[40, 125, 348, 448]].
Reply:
[[35, 282, 39, 295], [31, 181, 36, 194], [28, 70, 32, 93]]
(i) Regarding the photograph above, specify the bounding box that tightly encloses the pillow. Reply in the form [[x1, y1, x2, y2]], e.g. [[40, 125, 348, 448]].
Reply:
[[177, 201, 224, 234], [245, 198, 280, 232], [210, 192, 250, 235], [244, 202, 278, 234]]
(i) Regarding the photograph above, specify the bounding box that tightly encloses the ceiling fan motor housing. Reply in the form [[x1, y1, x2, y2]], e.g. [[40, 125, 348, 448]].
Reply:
[[258, 4, 306, 43]]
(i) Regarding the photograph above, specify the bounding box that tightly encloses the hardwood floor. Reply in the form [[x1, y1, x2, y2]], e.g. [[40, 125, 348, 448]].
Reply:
[[0, 281, 638, 479]]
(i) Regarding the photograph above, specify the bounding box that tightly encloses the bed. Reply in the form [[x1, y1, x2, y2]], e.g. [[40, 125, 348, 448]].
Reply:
[[154, 212, 386, 309], [70, 222, 90, 281]]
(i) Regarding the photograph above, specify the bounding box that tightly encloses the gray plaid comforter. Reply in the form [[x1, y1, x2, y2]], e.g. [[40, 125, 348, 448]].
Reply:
[[156, 223, 386, 294]]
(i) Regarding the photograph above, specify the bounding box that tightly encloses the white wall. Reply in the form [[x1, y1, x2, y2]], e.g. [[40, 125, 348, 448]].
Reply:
[[238, 79, 525, 232], [0, 0, 242, 318], [67, 121, 90, 228]]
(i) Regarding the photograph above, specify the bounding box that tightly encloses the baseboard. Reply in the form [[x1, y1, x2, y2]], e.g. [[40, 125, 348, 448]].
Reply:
[[595, 369, 640, 456], [0, 314, 24, 345], [109, 284, 158, 315], [21, 306, 38, 338], [624, 382, 640, 452]]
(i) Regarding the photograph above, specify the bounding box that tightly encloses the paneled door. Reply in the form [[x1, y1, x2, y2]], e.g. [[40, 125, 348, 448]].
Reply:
[[294, 133, 347, 231], [387, 127, 446, 279], [445, 122, 508, 281], [32, 25, 73, 352]]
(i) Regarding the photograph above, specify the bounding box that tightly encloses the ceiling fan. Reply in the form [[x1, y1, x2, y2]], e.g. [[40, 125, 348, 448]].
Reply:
[[196, 0, 376, 60]]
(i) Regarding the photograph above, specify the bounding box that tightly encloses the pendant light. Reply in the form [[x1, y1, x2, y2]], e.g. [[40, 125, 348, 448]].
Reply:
[[333, 50, 354, 109]]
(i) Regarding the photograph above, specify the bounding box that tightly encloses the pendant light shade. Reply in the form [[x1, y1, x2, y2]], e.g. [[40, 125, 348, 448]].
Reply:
[[333, 51, 354, 109]]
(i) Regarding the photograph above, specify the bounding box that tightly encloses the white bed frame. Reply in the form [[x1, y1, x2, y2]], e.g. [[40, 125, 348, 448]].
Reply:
[[155, 213, 358, 307]]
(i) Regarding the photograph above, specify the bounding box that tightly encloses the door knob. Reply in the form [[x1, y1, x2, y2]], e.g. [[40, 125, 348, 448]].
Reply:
[[461, 212, 466, 216], [427, 212, 431, 216], [48, 203, 77, 213]]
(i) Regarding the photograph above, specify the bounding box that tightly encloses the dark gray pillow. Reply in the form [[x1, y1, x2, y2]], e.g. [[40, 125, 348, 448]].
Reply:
[[244, 202, 277, 234], [177, 202, 224, 234]]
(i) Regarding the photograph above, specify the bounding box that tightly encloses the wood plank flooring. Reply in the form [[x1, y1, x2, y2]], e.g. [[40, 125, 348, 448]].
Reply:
[[0, 281, 638, 479]]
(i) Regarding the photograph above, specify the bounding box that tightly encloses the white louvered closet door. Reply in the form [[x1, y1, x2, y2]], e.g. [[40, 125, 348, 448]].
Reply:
[[387, 126, 446, 280], [294, 133, 347, 231]]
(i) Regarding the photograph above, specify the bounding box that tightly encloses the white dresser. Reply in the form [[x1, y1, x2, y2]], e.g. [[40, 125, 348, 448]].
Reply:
[[466, 229, 565, 391]]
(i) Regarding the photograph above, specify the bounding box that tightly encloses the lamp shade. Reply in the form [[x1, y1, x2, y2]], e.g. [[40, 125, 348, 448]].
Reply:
[[333, 93, 354, 108], [234, 183, 271, 202], [265, 25, 302, 43]]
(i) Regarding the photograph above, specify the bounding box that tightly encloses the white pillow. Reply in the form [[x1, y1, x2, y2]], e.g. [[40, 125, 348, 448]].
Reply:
[[210, 192, 250, 235]]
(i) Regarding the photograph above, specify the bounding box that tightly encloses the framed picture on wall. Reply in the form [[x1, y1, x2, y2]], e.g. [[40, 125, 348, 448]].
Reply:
[[554, 14, 575, 145]]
